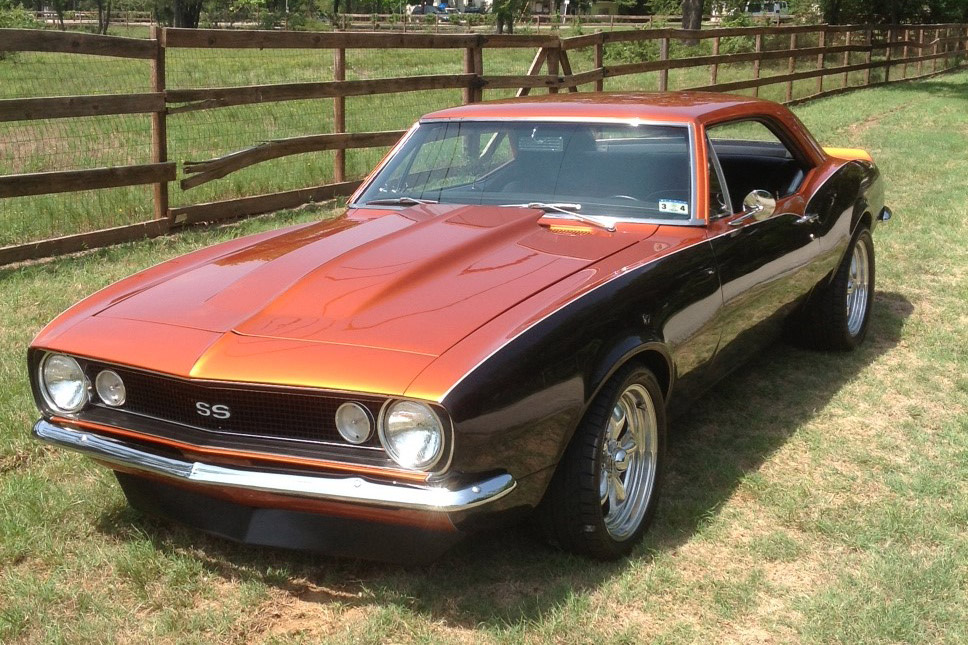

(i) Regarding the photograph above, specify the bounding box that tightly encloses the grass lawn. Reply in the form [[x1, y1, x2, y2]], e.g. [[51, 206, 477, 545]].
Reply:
[[0, 24, 929, 247], [0, 70, 966, 644]]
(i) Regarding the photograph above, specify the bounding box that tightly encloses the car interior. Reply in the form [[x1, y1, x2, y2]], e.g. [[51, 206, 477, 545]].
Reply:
[[706, 119, 810, 213], [483, 127, 693, 213]]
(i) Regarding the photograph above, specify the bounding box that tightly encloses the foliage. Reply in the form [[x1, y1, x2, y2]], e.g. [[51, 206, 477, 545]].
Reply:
[[814, 0, 968, 23], [0, 4, 40, 27], [603, 30, 660, 63], [718, 12, 755, 54]]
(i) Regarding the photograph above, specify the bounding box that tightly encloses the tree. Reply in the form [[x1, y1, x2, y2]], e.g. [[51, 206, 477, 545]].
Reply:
[[681, 0, 702, 44], [95, 0, 112, 34], [803, 0, 968, 23], [493, 0, 521, 34], [173, 0, 203, 26]]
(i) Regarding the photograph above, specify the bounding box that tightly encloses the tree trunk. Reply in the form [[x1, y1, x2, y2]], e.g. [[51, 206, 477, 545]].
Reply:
[[826, 0, 842, 24], [173, 0, 204, 28], [681, 0, 702, 46], [96, 0, 112, 35]]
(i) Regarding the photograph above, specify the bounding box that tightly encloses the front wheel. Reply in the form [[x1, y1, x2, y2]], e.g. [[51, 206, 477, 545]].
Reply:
[[538, 365, 666, 560]]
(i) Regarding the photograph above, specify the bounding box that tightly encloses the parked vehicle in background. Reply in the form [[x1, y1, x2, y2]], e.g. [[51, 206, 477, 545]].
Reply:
[[744, 2, 791, 18]]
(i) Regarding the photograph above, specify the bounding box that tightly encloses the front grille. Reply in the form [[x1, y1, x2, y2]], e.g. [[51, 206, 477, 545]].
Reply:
[[83, 361, 385, 447]]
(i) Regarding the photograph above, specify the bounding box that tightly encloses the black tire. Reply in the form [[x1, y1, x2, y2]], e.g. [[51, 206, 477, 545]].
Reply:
[[537, 365, 667, 560], [792, 227, 875, 350]]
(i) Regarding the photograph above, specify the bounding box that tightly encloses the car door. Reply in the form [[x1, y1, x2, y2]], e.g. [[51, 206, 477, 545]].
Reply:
[[702, 118, 826, 377]]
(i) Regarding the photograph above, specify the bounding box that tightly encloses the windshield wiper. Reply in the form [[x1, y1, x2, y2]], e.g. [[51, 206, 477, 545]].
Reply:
[[501, 202, 615, 232], [364, 197, 438, 206]]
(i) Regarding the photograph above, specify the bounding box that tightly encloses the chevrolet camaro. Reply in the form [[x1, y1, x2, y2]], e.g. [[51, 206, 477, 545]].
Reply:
[[29, 92, 890, 562]]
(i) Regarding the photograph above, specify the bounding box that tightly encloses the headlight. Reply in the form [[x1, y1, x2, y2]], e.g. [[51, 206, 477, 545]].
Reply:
[[379, 400, 444, 470], [40, 354, 89, 413], [95, 370, 126, 407], [335, 402, 373, 444]]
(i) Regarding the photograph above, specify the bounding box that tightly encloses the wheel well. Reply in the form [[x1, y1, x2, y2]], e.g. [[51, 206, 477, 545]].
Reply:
[[627, 350, 672, 401], [854, 210, 872, 234]]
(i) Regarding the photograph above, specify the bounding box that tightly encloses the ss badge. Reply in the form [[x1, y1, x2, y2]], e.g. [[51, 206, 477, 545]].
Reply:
[[196, 402, 231, 419]]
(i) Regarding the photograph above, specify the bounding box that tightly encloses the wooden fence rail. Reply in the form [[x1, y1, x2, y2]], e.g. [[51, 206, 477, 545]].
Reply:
[[0, 23, 965, 266]]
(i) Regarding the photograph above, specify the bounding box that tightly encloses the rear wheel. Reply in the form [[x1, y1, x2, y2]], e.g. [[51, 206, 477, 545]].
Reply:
[[792, 227, 875, 350], [538, 365, 666, 559]]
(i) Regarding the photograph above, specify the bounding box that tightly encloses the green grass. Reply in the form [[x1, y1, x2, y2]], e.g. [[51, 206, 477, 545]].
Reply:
[[1, 24, 954, 246], [0, 69, 966, 645]]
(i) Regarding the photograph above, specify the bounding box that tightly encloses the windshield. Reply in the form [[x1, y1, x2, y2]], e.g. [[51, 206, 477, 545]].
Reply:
[[355, 120, 694, 221]]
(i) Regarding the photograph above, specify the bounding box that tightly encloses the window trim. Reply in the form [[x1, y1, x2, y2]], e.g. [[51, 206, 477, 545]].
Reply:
[[706, 135, 733, 220]]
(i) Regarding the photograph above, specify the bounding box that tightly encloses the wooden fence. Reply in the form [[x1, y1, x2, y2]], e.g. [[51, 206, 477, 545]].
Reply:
[[0, 23, 965, 266]]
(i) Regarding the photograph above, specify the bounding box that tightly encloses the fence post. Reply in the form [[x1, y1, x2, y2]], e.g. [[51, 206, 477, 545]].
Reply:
[[932, 27, 939, 73], [842, 29, 850, 88], [917, 28, 924, 75], [547, 45, 560, 94], [884, 27, 893, 83], [710, 36, 720, 85], [473, 46, 483, 102], [816, 27, 826, 94], [786, 32, 797, 101], [902, 27, 909, 78], [333, 47, 346, 183], [595, 37, 604, 92], [752, 33, 762, 97], [943, 26, 950, 69], [150, 25, 169, 225], [864, 27, 873, 86], [463, 47, 475, 104], [659, 36, 669, 92]]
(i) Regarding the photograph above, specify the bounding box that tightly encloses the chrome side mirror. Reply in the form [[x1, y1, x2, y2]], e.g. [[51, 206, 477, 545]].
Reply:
[[742, 189, 776, 221], [730, 190, 776, 226]]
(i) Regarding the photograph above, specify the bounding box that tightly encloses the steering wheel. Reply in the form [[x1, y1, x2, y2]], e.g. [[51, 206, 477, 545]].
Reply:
[[608, 194, 642, 202]]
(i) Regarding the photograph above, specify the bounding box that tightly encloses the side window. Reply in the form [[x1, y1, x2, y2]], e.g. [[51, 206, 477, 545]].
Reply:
[[707, 120, 806, 213]]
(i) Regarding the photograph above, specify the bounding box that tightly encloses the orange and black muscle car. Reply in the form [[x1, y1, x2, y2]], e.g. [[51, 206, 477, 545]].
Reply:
[[29, 92, 890, 562]]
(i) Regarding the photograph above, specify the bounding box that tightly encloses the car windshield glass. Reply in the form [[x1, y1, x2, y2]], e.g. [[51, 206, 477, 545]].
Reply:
[[355, 120, 693, 221]]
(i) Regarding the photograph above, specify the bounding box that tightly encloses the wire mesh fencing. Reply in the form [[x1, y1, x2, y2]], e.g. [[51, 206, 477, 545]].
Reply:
[[0, 22, 965, 264]]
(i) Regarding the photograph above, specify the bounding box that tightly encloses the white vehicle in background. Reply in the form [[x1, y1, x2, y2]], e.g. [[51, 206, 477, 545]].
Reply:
[[744, 2, 791, 18]]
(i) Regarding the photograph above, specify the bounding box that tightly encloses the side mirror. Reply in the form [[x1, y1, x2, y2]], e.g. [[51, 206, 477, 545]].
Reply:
[[729, 190, 776, 226], [742, 189, 776, 221]]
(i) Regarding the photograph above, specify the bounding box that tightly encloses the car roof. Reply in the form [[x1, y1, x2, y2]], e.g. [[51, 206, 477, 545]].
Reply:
[[421, 91, 788, 125]]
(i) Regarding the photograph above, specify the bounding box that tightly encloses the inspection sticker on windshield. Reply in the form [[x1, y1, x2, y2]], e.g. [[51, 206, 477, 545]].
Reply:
[[659, 199, 689, 215]]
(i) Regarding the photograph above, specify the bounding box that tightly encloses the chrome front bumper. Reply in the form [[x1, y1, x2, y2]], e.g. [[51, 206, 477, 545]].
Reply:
[[33, 420, 515, 513]]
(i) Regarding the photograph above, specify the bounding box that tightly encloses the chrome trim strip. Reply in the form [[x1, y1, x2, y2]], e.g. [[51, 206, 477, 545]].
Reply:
[[419, 116, 693, 126], [34, 420, 515, 513]]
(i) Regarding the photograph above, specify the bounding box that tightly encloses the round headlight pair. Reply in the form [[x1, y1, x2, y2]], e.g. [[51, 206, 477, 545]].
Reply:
[[40, 354, 127, 413]]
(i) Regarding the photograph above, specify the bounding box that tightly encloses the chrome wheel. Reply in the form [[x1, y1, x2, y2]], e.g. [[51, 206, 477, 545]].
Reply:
[[599, 383, 659, 541], [846, 240, 870, 336]]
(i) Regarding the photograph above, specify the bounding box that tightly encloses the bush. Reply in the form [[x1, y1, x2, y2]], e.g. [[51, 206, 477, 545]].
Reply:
[[719, 13, 756, 55], [0, 5, 41, 29], [603, 32, 659, 64]]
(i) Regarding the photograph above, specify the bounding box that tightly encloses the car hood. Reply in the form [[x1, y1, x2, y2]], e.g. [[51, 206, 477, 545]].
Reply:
[[94, 204, 651, 358]]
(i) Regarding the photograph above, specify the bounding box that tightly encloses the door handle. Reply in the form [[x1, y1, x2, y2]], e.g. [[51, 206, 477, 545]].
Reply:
[[794, 214, 819, 225]]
